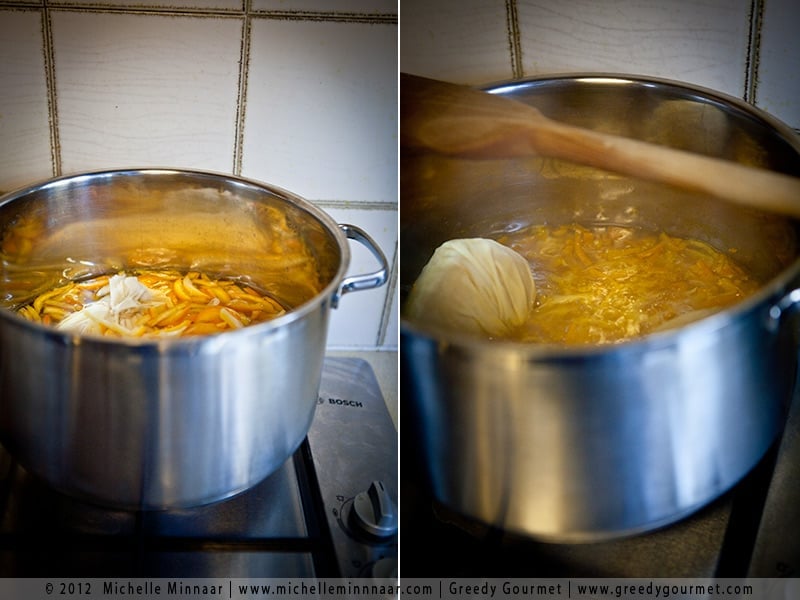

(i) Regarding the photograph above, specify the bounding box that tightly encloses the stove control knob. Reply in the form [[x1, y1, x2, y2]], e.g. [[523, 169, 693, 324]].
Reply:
[[351, 480, 397, 539]]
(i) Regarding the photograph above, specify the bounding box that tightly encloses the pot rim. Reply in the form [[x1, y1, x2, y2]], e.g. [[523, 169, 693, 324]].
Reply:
[[0, 167, 351, 348], [400, 73, 800, 358], [481, 71, 800, 141]]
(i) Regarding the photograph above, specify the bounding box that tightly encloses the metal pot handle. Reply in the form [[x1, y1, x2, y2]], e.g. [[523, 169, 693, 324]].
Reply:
[[332, 224, 389, 309]]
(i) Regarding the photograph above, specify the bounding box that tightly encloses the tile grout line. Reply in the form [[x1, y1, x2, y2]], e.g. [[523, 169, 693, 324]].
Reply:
[[0, 2, 396, 23], [375, 239, 398, 348], [743, 0, 763, 105], [378, 61, 400, 347], [505, 0, 523, 79], [251, 10, 396, 24], [40, 0, 62, 177], [232, 0, 251, 176]]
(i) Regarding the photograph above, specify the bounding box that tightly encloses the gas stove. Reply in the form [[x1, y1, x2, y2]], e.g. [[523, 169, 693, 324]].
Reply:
[[0, 357, 397, 578], [401, 367, 800, 578]]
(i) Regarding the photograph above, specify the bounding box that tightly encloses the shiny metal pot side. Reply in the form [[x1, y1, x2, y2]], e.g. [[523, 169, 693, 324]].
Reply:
[[401, 74, 800, 541], [0, 169, 388, 509]]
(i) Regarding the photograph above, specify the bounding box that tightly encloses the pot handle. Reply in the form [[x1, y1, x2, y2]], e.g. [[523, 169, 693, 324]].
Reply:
[[332, 224, 389, 309]]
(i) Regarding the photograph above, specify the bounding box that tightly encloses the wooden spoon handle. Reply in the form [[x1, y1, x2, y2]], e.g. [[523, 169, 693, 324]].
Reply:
[[530, 117, 800, 217], [402, 73, 800, 219]]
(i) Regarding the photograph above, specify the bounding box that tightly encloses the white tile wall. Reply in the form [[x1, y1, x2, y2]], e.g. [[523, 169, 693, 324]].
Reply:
[[400, 0, 512, 84], [400, 0, 800, 131], [758, 0, 800, 130], [0, 11, 51, 190], [52, 11, 243, 174], [242, 18, 397, 203], [0, 2, 398, 350], [516, 0, 751, 99]]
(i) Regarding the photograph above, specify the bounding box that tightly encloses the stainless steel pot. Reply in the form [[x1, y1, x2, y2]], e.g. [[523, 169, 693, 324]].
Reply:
[[0, 168, 388, 509], [401, 74, 800, 541]]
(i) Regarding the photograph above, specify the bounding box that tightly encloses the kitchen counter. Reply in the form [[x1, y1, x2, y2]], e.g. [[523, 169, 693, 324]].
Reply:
[[327, 350, 397, 430]]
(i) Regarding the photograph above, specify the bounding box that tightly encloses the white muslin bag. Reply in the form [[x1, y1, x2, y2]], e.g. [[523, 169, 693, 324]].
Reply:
[[405, 238, 536, 338]]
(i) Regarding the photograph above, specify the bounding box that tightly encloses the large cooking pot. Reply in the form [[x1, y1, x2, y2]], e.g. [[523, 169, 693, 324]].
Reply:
[[401, 74, 800, 541], [0, 168, 388, 509]]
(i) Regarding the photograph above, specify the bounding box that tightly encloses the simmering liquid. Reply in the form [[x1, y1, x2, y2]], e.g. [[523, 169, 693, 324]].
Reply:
[[497, 223, 760, 345], [16, 269, 287, 338]]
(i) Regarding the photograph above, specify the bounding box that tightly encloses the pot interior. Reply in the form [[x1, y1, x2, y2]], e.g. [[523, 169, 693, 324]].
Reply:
[[401, 75, 800, 319], [0, 170, 343, 315]]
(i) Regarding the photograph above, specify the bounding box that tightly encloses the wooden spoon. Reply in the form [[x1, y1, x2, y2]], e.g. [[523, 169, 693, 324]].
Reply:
[[401, 73, 800, 219]]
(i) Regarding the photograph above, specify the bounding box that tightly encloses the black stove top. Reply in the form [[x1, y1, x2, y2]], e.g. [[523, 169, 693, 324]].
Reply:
[[0, 357, 398, 578]]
